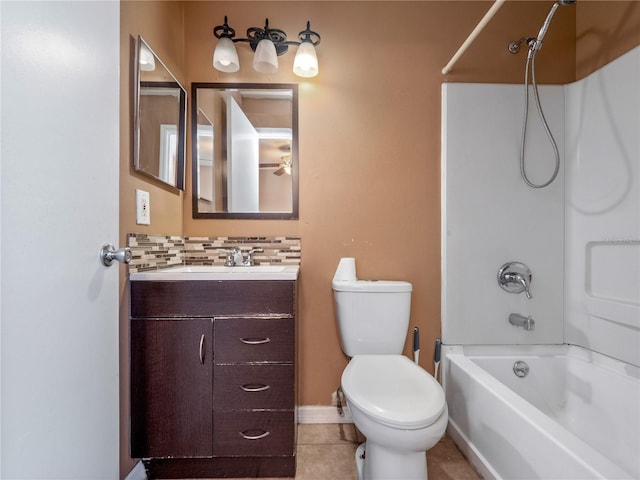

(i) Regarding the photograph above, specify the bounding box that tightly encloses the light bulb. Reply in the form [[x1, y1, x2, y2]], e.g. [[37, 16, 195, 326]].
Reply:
[[293, 41, 318, 78], [253, 39, 278, 74], [213, 37, 240, 73]]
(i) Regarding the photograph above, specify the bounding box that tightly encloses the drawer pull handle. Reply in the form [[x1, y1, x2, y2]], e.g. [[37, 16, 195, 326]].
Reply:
[[240, 430, 271, 441], [199, 334, 205, 365], [241, 384, 271, 393], [240, 337, 271, 345]]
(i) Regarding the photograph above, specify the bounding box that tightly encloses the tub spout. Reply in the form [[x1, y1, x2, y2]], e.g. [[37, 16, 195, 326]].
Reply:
[[509, 313, 535, 331]]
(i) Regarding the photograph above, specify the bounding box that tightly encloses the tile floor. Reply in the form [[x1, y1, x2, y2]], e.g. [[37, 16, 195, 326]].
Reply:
[[245, 423, 482, 480]]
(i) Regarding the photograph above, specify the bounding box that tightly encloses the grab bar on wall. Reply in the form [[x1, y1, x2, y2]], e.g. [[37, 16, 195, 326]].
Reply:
[[441, 0, 506, 75]]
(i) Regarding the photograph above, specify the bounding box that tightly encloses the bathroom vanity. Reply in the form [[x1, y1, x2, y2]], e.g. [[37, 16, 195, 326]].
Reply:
[[129, 266, 298, 478]]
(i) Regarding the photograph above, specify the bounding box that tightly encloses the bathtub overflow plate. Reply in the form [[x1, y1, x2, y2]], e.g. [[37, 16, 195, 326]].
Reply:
[[513, 360, 529, 378]]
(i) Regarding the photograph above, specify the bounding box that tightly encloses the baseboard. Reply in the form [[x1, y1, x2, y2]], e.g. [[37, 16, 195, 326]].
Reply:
[[297, 405, 353, 424], [124, 460, 147, 480]]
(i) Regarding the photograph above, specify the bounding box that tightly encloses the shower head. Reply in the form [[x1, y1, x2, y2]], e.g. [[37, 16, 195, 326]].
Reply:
[[528, 0, 576, 58]]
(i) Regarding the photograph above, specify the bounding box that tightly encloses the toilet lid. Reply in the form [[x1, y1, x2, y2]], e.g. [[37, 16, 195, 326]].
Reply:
[[341, 355, 445, 429], [332, 279, 412, 293]]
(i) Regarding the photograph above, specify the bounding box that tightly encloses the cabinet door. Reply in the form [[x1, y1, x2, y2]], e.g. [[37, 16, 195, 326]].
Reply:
[[131, 318, 213, 458]]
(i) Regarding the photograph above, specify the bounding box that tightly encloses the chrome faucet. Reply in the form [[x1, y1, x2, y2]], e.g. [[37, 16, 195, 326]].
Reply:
[[509, 313, 535, 331], [242, 248, 263, 266], [497, 262, 533, 299], [222, 247, 242, 266], [222, 247, 263, 266]]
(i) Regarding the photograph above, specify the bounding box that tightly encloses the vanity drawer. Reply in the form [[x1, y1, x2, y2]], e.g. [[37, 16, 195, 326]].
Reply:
[[214, 364, 294, 410], [214, 317, 294, 363], [214, 411, 294, 457]]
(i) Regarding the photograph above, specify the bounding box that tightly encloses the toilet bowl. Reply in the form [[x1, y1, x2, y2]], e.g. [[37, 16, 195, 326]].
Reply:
[[332, 258, 448, 479], [341, 355, 448, 480]]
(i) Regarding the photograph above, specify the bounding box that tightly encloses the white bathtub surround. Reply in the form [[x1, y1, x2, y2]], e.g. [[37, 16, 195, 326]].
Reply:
[[443, 345, 639, 480], [441, 46, 640, 479], [442, 45, 640, 363], [564, 48, 640, 366], [442, 81, 565, 345]]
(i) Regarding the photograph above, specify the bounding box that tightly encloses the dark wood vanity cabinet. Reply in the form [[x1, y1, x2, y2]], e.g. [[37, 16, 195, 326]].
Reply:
[[130, 280, 297, 478], [131, 318, 213, 458]]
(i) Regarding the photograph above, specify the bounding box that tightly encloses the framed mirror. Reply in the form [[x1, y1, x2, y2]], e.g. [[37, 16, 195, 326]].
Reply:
[[133, 36, 186, 190], [192, 83, 298, 219]]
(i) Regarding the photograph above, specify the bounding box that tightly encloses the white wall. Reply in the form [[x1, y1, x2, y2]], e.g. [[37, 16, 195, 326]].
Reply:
[[1, 2, 120, 477], [442, 83, 565, 345], [442, 47, 640, 367], [564, 47, 640, 366]]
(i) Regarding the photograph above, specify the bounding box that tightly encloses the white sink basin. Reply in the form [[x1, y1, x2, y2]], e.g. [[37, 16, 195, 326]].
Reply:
[[169, 265, 287, 273], [129, 264, 299, 281]]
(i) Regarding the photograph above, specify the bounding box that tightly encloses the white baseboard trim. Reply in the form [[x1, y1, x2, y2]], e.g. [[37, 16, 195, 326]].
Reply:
[[297, 405, 353, 424], [124, 460, 147, 480]]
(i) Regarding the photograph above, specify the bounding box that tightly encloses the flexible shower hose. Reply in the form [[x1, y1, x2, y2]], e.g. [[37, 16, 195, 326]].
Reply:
[[520, 50, 561, 189]]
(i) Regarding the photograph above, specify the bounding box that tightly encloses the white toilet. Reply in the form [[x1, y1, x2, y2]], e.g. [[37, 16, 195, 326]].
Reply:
[[333, 258, 448, 480]]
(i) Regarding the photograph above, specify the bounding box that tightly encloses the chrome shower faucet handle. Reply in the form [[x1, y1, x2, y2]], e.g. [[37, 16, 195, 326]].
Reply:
[[498, 262, 533, 299]]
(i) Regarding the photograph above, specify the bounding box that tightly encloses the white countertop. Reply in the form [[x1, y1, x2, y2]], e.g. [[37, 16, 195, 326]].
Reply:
[[129, 264, 300, 281]]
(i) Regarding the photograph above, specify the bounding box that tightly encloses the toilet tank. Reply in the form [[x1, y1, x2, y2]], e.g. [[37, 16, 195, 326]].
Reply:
[[333, 279, 413, 356]]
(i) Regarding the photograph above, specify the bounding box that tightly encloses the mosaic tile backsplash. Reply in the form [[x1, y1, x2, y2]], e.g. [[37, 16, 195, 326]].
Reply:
[[127, 234, 184, 272], [127, 234, 301, 273]]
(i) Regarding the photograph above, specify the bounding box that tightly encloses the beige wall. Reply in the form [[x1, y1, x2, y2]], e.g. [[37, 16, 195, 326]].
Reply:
[[180, 0, 576, 408], [576, 1, 640, 79], [120, 1, 639, 477], [119, 1, 185, 476]]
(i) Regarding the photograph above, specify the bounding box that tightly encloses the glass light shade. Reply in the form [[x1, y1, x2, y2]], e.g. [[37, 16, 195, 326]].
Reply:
[[293, 41, 318, 78], [253, 39, 278, 74], [213, 37, 240, 73], [139, 44, 156, 72]]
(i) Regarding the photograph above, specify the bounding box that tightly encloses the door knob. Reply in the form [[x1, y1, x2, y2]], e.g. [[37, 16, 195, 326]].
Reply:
[[100, 243, 132, 266]]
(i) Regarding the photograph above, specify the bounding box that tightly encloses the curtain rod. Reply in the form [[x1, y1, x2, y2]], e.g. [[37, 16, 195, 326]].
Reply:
[[442, 0, 506, 75]]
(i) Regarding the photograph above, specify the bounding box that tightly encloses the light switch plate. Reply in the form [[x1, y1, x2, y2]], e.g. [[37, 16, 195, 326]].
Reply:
[[136, 189, 150, 225]]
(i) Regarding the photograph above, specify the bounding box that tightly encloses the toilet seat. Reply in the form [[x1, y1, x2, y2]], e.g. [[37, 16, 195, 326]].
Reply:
[[341, 355, 445, 429]]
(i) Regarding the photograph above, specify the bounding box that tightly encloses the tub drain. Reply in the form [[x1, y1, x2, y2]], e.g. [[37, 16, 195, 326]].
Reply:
[[513, 360, 529, 377]]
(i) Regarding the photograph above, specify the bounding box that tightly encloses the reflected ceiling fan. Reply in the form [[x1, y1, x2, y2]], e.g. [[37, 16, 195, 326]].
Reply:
[[273, 155, 292, 176], [259, 143, 292, 175], [259, 155, 291, 176]]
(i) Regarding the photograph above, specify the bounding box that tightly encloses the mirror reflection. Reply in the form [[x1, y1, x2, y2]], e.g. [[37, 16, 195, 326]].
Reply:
[[134, 36, 186, 190], [192, 83, 298, 219]]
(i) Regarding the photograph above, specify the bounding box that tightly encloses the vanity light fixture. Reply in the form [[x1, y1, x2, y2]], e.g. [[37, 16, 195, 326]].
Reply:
[[212, 16, 321, 78]]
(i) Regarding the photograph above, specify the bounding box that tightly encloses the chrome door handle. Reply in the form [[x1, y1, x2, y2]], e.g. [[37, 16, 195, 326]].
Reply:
[[100, 243, 132, 267], [240, 430, 270, 440], [240, 384, 271, 392], [240, 337, 271, 345], [199, 334, 206, 365]]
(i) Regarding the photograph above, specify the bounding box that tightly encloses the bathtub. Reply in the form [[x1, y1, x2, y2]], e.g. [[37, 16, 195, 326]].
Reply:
[[443, 344, 639, 480]]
